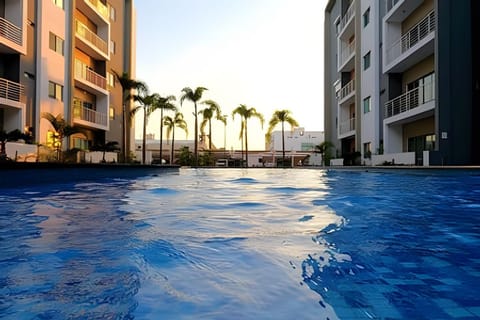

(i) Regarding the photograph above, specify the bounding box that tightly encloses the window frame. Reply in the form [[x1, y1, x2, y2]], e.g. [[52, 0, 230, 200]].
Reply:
[[363, 96, 371, 113], [363, 51, 371, 70], [48, 81, 63, 101]]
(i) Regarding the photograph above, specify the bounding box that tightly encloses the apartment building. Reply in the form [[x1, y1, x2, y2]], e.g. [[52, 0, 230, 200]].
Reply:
[[325, 0, 480, 165], [0, 0, 136, 160]]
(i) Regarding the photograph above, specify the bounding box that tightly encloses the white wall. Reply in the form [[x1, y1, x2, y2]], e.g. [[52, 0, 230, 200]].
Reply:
[[267, 128, 324, 152]]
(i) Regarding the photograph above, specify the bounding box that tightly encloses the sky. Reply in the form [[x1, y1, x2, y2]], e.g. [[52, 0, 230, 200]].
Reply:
[[134, 0, 327, 151]]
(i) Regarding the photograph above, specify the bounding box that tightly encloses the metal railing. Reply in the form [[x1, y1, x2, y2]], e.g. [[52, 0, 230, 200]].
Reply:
[[339, 0, 355, 34], [73, 99, 108, 126], [74, 59, 107, 89], [85, 0, 109, 20], [74, 19, 108, 55], [386, 11, 435, 65], [0, 17, 22, 46], [339, 79, 355, 101], [339, 39, 355, 68], [339, 117, 355, 135], [384, 82, 435, 118], [0, 78, 24, 102]]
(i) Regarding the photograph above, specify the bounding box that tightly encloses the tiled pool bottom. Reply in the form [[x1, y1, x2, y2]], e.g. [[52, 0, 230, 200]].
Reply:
[[0, 168, 479, 319]]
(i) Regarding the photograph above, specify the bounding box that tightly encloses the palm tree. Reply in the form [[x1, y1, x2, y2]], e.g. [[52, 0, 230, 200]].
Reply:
[[112, 70, 146, 163], [0, 129, 25, 161], [315, 141, 335, 166], [150, 94, 176, 164], [180, 87, 208, 166], [164, 112, 188, 164], [130, 87, 157, 164], [199, 99, 223, 150], [42, 112, 82, 160], [232, 104, 264, 167], [266, 110, 299, 167]]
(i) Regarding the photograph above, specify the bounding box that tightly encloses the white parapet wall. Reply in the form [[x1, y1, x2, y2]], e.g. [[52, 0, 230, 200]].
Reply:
[[84, 151, 118, 163], [371, 152, 415, 166], [330, 158, 344, 166], [6, 142, 38, 162]]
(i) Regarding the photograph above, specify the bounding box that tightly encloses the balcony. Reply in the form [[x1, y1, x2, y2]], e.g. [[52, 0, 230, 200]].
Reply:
[[338, 0, 355, 39], [74, 59, 108, 95], [0, 77, 24, 107], [384, 11, 435, 73], [84, 0, 109, 22], [338, 39, 355, 72], [339, 117, 355, 136], [384, 82, 435, 120], [0, 16, 24, 54], [75, 19, 109, 60], [73, 99, 108, 129], [338, 79, 355, 105]]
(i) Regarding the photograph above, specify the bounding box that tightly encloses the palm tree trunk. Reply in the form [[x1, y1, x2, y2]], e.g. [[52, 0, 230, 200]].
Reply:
[[142, 107, 147, 164], [122, 102, 127, 162], [208, 119, 212, 150], [244, 119, 248, 167], [194, 102, 198, 166], [281, 121, 285, 167], [171, 126, 175, 164], [159, 108, 164, 164]]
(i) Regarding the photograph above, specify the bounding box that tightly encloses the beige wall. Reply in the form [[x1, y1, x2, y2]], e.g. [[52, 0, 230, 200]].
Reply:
[[402, 55, 434, 90], [402, 116, 434, 151], [402, 0, 434, 33]]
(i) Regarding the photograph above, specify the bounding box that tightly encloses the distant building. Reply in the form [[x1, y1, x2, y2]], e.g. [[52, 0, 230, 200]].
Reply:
[[265, 127, 324, 152]]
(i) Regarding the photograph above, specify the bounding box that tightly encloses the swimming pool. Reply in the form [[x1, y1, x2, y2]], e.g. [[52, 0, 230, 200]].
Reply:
[[0, 168, 479, 319]]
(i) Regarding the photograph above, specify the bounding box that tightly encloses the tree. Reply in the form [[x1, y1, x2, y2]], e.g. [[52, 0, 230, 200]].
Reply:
[[232, 104, 264, 167], [266, 110, 299, 167], [130, 87, 157, 164], [180, 87, 208, 166], [150, 94, 176, 164], [112, 70, 146, 163], [199, 100, 223, 150], [315, 141, 335, 166], [42, 112, 83, 161], [164, 112, 188, 164], [0, 129, 25, 161], [90, 141, 120, 163]]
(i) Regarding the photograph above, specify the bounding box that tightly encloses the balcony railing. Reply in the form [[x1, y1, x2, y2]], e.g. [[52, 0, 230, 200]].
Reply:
[[384, 82, 435, 118], [0, 78, 23, 102], [0, 17, 22, 46], [74, 59, 107, 90], [73, 99, 107, 126], [75, 19, 108, 55], [85, 0, 109, 20], [339, 39, 355, 67], [339, 79, 355, 101], [340, 117, 355, 135], [339, 0, 355, 34], [386, 11, 435, 65]]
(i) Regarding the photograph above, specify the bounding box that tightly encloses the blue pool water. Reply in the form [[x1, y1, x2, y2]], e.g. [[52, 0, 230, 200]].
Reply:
[[0, 168, 479, 319]]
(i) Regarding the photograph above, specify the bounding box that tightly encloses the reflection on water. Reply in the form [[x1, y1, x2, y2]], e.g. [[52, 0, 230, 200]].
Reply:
[[2, 168, 479, 319]]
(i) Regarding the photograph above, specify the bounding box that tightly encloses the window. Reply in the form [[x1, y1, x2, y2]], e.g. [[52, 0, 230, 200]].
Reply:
[[109, 106, 115, 120], [110, 6, 116, 21], [363, 51, 371, 70], [48, 81, 63, 101], [52, 0, 64, 9], [49, 32, 64, 55], [73, 137, 89, 150], [363, 96, 371, 113], [363, 142, 371, 158], [107, 72, 115, 88], [363, 8, 370, 27], [110, 40, 116, 54]]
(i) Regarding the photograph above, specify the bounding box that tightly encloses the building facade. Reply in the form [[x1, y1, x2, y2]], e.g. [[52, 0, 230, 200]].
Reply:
[[325, 0, 480, 165], [0, 0, 136, 160]]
